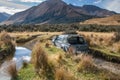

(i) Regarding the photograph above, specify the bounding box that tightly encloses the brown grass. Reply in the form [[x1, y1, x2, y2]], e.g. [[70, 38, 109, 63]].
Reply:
[[31, 42, 54, 79], [0, 31, 15, 65], [7, 61, 18, 80], [45, 42, 50, 48], [55, 67, 76, 80], [73, 54, 84, 63], [0, 31, 12, 42], [67, 46, 76, 55], [77, 54, 97, 73], [32, 43, 48, 73]]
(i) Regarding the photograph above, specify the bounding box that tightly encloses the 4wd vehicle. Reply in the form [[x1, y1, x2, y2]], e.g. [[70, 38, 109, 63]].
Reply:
[[52, 34, 89, 54]]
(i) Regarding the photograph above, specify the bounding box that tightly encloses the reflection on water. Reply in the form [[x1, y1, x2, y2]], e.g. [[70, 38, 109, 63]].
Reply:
[[13, 47, 31, 70], [0, 47, 31, 80]]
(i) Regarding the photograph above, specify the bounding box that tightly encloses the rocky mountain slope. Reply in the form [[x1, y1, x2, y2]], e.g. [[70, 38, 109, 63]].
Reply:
[[3, 0, 117, 24]]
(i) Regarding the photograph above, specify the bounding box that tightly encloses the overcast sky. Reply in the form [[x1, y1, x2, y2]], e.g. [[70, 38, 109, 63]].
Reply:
[[0, 0, 120, 15]]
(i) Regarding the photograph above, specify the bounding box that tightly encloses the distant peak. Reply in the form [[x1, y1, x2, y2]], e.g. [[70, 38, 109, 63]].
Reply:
[[83, 5, 100, 8]]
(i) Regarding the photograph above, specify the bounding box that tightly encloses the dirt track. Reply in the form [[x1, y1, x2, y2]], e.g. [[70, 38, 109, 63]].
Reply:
[[94, 58, 120, 75]]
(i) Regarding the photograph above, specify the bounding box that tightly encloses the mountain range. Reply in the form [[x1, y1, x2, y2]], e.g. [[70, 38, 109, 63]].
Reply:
[[2, 0, 117, 25], [0, 13, 11, 23]]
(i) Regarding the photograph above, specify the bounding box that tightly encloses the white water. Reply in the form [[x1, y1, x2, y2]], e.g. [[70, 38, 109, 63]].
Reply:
[[0, 47, 31, 80]]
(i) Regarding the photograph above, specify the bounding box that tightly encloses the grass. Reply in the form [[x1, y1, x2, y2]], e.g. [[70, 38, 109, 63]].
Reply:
[[0, 31, 15, 65], [90, 47, 120, 63], [17, 64, 36, 80], [31, 42, 55, 80], [2, 31, 119, 80], [81, 32, 120, 63], [7, 61, 18, 80], [77, 55, 97, 73], [55, 67, 76, 80], [17, 41, 120, 80], [16, 34, 39, 43]]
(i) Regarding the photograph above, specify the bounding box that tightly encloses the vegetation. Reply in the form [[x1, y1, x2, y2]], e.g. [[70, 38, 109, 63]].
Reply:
[[16, 34, 120, 80], [0, 24, 120, 32], [77, 55, 97, 73], [16, 34, 39, 43], [81, 31, 120, 63], [7, 61, 18, 80], [0, 31, 15, 65], [0, 31, 120, 80]]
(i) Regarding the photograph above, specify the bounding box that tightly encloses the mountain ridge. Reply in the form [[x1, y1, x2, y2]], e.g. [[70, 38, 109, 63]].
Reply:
[[2, 0, 117, 25], [0, 12, 11, 23]]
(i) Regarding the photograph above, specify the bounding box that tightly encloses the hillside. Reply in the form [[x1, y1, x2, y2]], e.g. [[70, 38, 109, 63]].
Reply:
[[80, 14, 120, 25], [2, 0, 116, 25], [0, 13, 11, 22]]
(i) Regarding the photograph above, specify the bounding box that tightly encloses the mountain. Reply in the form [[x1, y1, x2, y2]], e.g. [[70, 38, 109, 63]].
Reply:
[[82, 5, 116, 17], [80, 14, 120, 25], [3, 0, 117, 24], [0, 12, 11, 22]]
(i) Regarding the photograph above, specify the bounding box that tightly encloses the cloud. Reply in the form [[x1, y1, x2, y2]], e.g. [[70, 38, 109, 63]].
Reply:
[[0, 0, 29, 9], [0, 6, 26, 14], [0, 0, 30, 14], [94, 0, 102, 4], [103, 0, 120, 13], [20, 0, 45, 3]]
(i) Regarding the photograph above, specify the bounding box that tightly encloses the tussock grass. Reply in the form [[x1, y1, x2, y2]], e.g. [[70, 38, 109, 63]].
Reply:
[[7, 61, 18, 80], [45, 42, 50, 48], [77, 54, 97, 73], [32, 43, 54, 80], [0, 31, 12, 42], [73, 54, 84, 63], [55, 67, 76, 80], [113, 32, 120, 42], [67, 46, 76, 55], [81, 32, 120, 62], [32, 43, 48, 73], [0, 31, 15, 65]]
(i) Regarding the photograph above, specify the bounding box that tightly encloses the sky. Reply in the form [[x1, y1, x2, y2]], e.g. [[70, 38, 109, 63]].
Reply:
[[0, 0, 120, 15]]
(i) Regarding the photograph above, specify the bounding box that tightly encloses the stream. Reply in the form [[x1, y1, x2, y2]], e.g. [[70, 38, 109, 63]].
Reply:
[[0, 47, 31, 80]]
